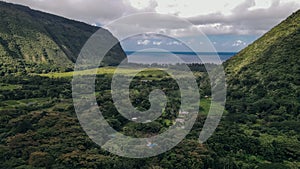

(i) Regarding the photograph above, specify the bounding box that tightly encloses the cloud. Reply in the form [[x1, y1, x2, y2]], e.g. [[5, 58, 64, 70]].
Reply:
[[153, 41, 162, 45], [232, 40, 246, 47], [4, 0, 300, 36], [127, 0, 158, 10], [137, 39, 151, 45], [5, 0, 155, 24], [187, 0, 300, 35]]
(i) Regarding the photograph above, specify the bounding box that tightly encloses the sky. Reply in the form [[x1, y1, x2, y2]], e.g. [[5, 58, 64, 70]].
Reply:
[[3, 0, 300, 52]]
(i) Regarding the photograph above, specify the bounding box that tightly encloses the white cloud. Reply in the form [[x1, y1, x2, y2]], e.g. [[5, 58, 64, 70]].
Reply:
[[137, 39, 151, 45], [127, 0, 157, 10], [232, 40, 247, 46], [153, 41, 162, 45], [155, 0, 243, 17], [188, 0, 300, 35]]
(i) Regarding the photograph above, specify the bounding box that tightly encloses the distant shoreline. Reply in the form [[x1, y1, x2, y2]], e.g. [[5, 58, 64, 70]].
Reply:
[[125, 51, 237, 64], [125, 51, 237, 56]]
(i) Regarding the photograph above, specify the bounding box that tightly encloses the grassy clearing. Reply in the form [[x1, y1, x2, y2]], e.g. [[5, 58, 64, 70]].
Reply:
[[39, 67, 168, 78], [199, 98, 227, 116], [0, 97, 50, 110], [199, 98, 211, 115], [0, 83, 22, 90], [39, 66, 204, 79]]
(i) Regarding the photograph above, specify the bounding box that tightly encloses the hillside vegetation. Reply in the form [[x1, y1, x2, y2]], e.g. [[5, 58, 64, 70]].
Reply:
[[0, 1, 126, 74], [225, 10, 300, 123], [206, 9, 300, 168]]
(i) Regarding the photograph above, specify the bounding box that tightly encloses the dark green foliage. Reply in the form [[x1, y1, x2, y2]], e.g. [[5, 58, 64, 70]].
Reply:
[[224, 10, 300, 122], [0, 71, 213, 169], [208, 9, 300, 168]]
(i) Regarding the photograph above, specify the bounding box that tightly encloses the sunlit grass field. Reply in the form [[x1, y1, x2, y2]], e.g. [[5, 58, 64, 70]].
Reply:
[[39, 67, 168, 78]]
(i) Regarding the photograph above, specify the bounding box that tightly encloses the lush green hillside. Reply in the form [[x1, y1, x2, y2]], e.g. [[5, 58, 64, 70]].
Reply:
[[0, 1, 126, 73], [206, 9, 300, 168], [224, 9, 300, 122]]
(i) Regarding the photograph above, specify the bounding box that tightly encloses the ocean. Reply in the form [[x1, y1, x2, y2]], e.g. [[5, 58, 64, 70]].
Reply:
[[125, 51, 236, 64]]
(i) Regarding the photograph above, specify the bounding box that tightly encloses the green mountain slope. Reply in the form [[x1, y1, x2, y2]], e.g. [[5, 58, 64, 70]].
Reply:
[[225, 10, 300, 76], [207, 10, 300, 167], [224, 9, 300, 121], [0, 1, 126, 73]]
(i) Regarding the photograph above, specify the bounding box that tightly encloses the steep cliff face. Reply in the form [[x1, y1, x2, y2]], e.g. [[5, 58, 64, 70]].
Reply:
[[0, 1, 126, 73]]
